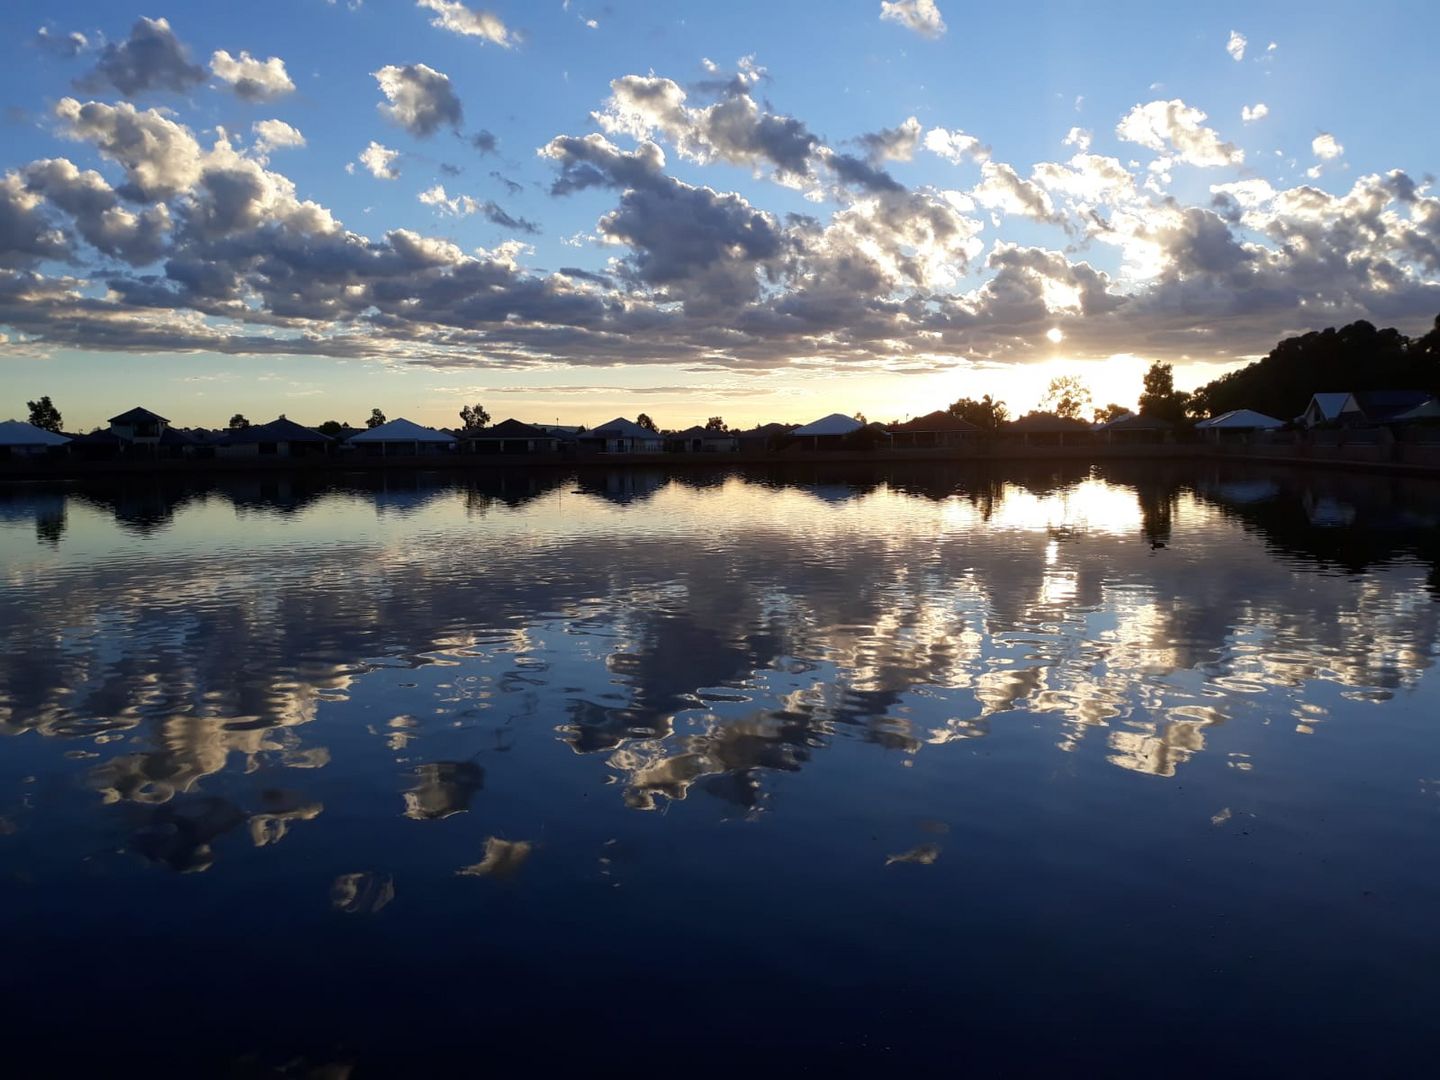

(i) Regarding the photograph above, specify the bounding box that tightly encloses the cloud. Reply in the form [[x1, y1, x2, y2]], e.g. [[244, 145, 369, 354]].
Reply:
[[1241, 103, 1268, 124], [923, 126, 990, 165], [1063, 127, 1092, 152], [416, 0, 515, 47], [1226, 30, 1247, 62], [857, 117, 923, 163], [879, 0, 947, 38], [972, 161, 1060, 222], [418, 184, 539, 233], [471, 130, 498, 154], [34, 26, 90, 58], [1312, 133, 1344, 160], [210, 50, 296, 101], [252, 120, 306, 157], [75, 17, 205, 97], [54, 98, 205, 200], [1116, 100, 1244, 167], [374, 63, 463, 137], [0, 172, 70, 268], [357, 141, 401, 179], [19, 157, 170, 264]]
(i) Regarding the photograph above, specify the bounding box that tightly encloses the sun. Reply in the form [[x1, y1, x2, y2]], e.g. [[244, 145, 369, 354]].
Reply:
[[1046, 327, 1065, 345]]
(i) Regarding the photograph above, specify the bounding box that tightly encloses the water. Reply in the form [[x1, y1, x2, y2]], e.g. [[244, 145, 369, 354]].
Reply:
[[2, 462, 1438, 1074]]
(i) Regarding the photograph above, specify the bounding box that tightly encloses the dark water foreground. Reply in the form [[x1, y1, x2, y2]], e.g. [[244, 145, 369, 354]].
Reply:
[[2, 462, 1439, 1075]]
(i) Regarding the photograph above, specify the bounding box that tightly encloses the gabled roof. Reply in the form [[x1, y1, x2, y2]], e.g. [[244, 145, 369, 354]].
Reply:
[[1195, 409, 1285, 430], [1007, 411, 1091, 432], [1095, 412, 1172, 431], [108, 406, 169, 425], [588, 417, 658, 439], [467, 418, 549, 438], [891, 410, 981, 433], [1304, 392, 1356, 421], [225, 416, 332, 444], [347, 418, 457, 443], [1352, 390, 1433, 420], [792, 413, 864, 437], [736, 422, 794, 438], [0, 419, 71, 447]]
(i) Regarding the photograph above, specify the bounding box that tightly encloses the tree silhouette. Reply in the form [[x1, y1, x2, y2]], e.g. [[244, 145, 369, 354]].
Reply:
[[459, 403, 490, 430], [26, 395, 62, 433], [947, 395, 1009, 430], [705, 416, 727, 431], [1137, 362, 1190, 423], [317, 420, 347, 436], [229, 413, 250, 430], [1040, 376, 1092, 420], [635, 413, 658, 432], [1094, 402, 1129, 424], [367, 408, 387, 429]]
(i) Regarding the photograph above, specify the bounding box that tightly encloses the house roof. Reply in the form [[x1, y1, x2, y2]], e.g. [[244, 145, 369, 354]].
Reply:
[[0, 419, 71, 447], [1195, 409, 1285, 430], [671, 426, 734, 438], [1394, 398, 1440, 421], [347, 417, 457, 443], [1352, 390, 1433, 420], [791, 413, 864, 437], [736, 422, 794, 438], [588, 417, 659, 439], [1305, 392, 1355, 421], [108, 405, 169, 425], [467, 418, 550, 438], [225, 416, 333, 444], [1007, 411, 1091, 432], [1095, 412, 1173, 431], [890, 410, 981, 433]]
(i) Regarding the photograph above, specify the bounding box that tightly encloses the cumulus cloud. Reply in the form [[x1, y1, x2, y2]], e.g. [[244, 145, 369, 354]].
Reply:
[[54, 98, 205, 200], [1063, 127, 1092, 152], [1313, 133, 1344, 160], [923, 126, 989, 165], [75, 17, 204, 97], [19, 158, 170, 264], [418, 183, 539, 233], [1116, 100, 1244, 168], [416, 0, 515, 47], [34, 26, 90, 58], [879, 0, 947, 38], [0, 172, 70, 268], [374, 63, 463, 137], [973, 162, 1060, 222], [1226, 30, 1247, 62], [857, 117, 923, 163], [1242, 103, 1268, 124], [211, 50, 296, 101], [252, 120, 305, 156], [357, 141, 401, 179]]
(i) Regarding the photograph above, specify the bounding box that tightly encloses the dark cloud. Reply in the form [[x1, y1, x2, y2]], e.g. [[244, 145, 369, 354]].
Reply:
[[489, 170, 523, 196], [825, 152, 904, 194], [481, 201, 539, 234], [75, 17, 205, 98], [470, 130, 498, 154], [374, 63, 463, 138]]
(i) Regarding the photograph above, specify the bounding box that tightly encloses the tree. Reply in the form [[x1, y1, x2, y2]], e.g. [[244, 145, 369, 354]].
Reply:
[[1094, 402, 1129, 424], [1137, 361, 1191, 423], [26, 395, 62, 433], [705, 416, 727, 432], [853, 412, 868, 424], [459, 403, 490, 430], [367, 408, 387, 429], [947, 394, 1009, 430], [1040, 376, 1092, 421], [229, 413, 250, 430], [635, 413, 658, 432], [318, 420, 347, 437]]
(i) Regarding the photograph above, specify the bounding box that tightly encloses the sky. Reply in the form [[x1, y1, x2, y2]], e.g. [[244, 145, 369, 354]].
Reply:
[[2, 0, 1438, 432]]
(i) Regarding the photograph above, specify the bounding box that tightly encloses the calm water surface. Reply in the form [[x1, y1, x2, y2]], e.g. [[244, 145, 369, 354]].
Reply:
[[2, 462, 1439, 1074]]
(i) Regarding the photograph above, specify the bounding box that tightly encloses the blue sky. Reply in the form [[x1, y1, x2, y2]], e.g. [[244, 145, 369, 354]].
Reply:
[[2, 0, 1438, 431]]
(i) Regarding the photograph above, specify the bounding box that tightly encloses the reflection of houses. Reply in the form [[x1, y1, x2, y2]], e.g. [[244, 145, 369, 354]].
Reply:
[[0, 419, 70, 460], [404, 761, 485, 820], [461, 418, 562, 455], [1093, 412, 1173, 444], [579, 418, 664, 454], [1004, 412, 1092, 446], [889, 411, 982, 449], [665, 426, 739, 453], [217, 416, 333, 459], [347, 417, 458, 456]]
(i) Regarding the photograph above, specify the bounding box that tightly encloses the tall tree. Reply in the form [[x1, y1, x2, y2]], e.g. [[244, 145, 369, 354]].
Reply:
[[26, 395, 62, 433], [367, 408, 387, 429], [1138, 362, 1191, 423], [229, 413, 250, 430], [704, 416, 727, 431], [317, 420, 347, 436], [1040, 376, 1092, 421], [459, 403, 490, 430], [947, 394, 1009, 430], [635, 413, 658, 432], [1094, 402, 1129, 424]]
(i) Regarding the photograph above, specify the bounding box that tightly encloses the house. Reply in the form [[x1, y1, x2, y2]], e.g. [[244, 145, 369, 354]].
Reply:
[[888, 410, 982, 448], [788, 413, 889, 450], [1393, 397, 1440, 422], [0, 419, 71, 459], [108, 406, 169, 445], [346, 417, 458, 456], [665, 426, 739, 453], [734, 422, 794, 453], [462, 419, 562, 455], [217, 417, 334, 459], [1299, 390, 1433, 428], [1004, 412, 1092, 446], [578, 418, 664, 454], [1093, 412, 1174, 443], [1194, 409, 1285, 432]]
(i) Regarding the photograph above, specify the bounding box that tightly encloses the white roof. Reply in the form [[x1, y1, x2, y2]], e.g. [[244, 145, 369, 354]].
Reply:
[[347, 418, 457, 443], [0, 419, 70, 447], [589, 417, 658, 439], [1196, 409, 1285, 430], [791, 413, 864, 437], [1306, 393, 1355, 420]]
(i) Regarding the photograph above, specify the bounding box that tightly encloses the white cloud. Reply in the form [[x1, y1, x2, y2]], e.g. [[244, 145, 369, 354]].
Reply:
[[357, 141, 401, 179], [374, 64, 463, 137], [1063, 127, 1092, 152], [923, 126, 989, 164], [1312, 132, 1344, 160], [1241, 103, 1268, 124], [1116, 99, 1244, 168], [210, 50, 295, 101], [972, 161, 1058, 222], [419, 183, 479, 215], [1226, 30, 1247, 62], [879, 0, 946, 39], [416, 0, 514, 47], [252, 120, 305, 156]]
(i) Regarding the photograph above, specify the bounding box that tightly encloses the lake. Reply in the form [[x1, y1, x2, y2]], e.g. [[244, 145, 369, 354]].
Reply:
[[2, 461, 1438, 1074]]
